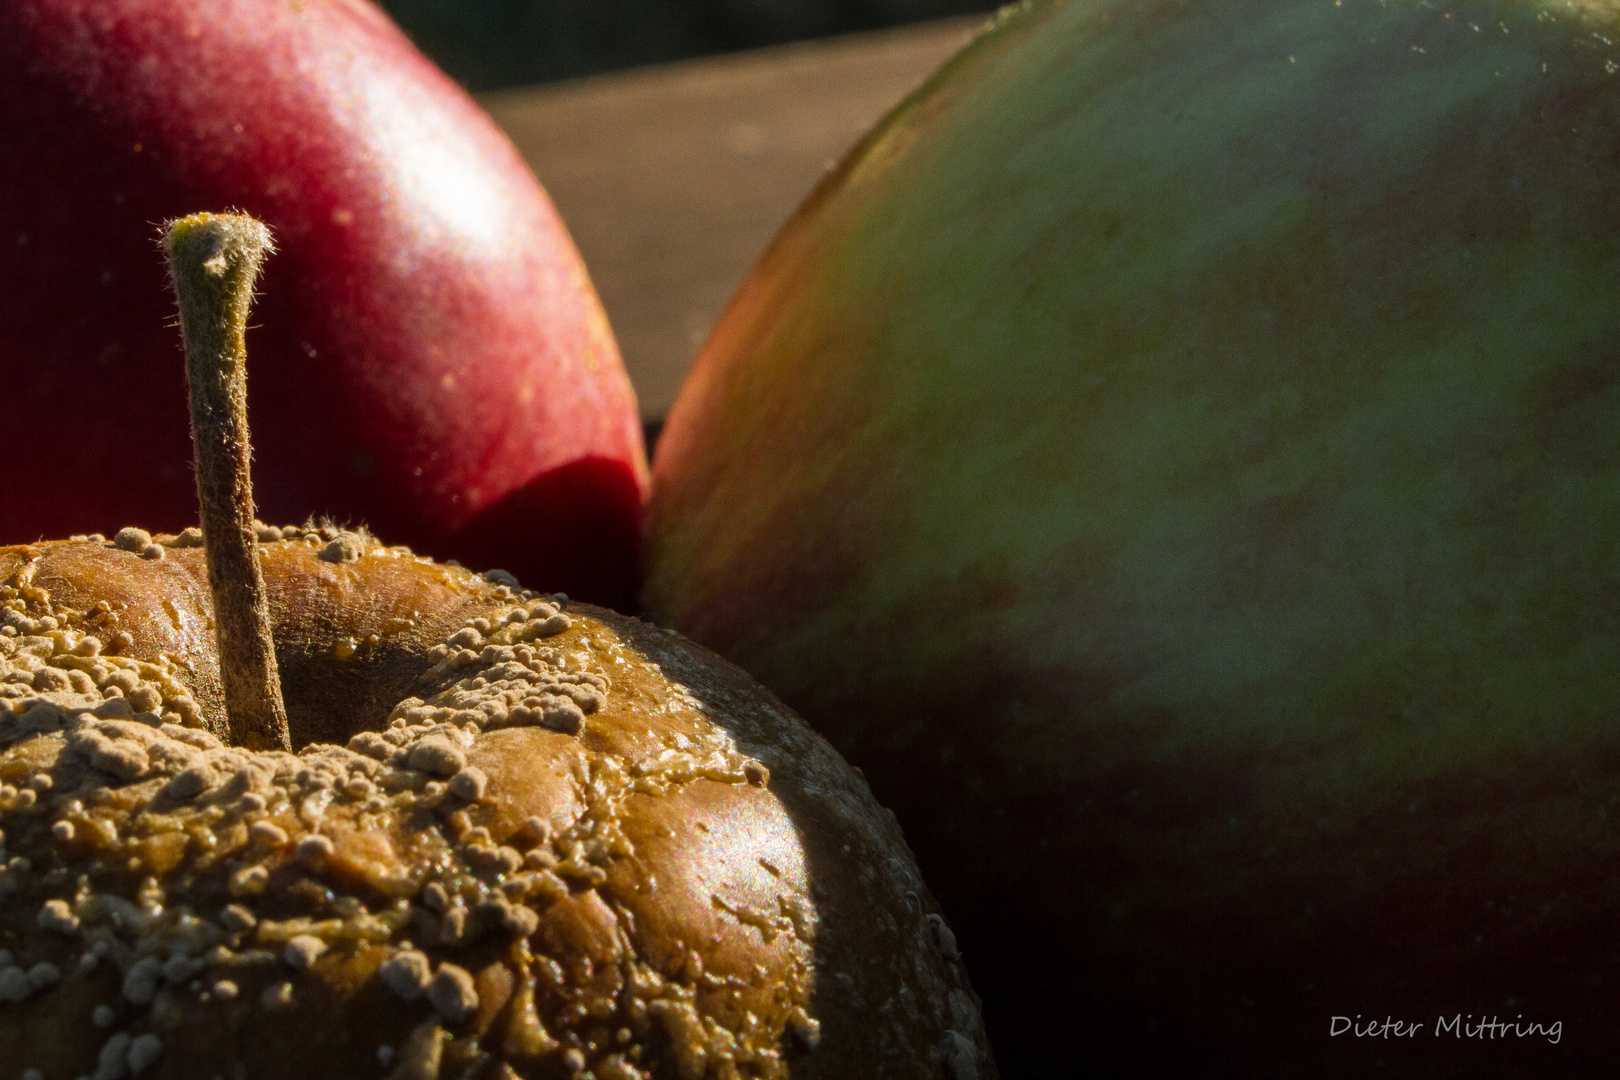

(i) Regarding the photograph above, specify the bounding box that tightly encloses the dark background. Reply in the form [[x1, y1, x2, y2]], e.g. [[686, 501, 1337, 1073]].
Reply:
[[377, 0, 1003, 90]]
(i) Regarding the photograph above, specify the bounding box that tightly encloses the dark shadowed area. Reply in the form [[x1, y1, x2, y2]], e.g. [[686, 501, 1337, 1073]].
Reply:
[[377, 0, 1004, 90]]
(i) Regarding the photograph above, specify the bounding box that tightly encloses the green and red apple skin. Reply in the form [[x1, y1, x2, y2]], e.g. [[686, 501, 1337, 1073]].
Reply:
[[0, 0, 646, 610], [645, 0, 1620, 1073]]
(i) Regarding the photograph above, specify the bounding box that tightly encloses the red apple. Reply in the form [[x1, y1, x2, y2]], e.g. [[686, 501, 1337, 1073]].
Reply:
[[0, 0, 646, 611], [645, 0, 1620, 1073]]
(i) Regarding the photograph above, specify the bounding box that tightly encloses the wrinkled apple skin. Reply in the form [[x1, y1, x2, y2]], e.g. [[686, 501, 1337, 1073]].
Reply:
[[0, 0, 646, 610], [646, 0, 1620, 1074]]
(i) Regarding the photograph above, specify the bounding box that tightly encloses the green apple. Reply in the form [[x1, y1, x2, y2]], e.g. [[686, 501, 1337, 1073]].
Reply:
[[644, 0, 1620, 1073]]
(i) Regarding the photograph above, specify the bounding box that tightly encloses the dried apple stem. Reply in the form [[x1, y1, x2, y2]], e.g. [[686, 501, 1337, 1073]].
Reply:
[[163, 212, 290, 752]]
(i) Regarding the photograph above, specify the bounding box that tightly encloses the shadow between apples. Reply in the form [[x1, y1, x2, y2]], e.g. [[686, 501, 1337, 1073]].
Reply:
[[443, 455, 646, 616]]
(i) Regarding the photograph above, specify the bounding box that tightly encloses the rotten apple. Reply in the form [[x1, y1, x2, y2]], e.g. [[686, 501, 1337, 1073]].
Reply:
[[0, 213, 995, 1079]]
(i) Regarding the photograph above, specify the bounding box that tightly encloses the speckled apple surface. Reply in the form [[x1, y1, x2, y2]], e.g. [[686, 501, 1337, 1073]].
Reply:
[[0, 0, 647, 610], [0, 530, 991, 1078], [645, 0, 1620, 1074]]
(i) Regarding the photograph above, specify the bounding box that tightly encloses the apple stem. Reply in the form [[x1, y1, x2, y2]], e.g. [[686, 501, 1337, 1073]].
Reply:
[[162, 212, 291, 753]]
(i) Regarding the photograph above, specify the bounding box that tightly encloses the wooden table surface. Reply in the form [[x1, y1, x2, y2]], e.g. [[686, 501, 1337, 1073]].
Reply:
[[479, 17, 982, 422]]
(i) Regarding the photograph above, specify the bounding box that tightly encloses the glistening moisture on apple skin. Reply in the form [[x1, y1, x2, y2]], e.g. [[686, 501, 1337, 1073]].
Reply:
[[1330, 1015, 1563, 1044]]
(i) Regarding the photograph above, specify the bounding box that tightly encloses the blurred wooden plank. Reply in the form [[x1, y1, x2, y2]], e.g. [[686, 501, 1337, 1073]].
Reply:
[[480, 17, 981, 420]]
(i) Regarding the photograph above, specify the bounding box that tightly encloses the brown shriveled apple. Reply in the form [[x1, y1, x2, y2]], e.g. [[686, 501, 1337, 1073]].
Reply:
[[0, 215, 993, 1080]]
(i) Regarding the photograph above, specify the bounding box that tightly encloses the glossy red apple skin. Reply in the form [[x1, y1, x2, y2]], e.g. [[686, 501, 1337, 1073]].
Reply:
[[646, 0, 1620, 1073], [0, 0, 646, 610]]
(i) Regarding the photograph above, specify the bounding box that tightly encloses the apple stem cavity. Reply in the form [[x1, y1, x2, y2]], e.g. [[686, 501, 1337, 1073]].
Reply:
[[163, 212, 291, 752]]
